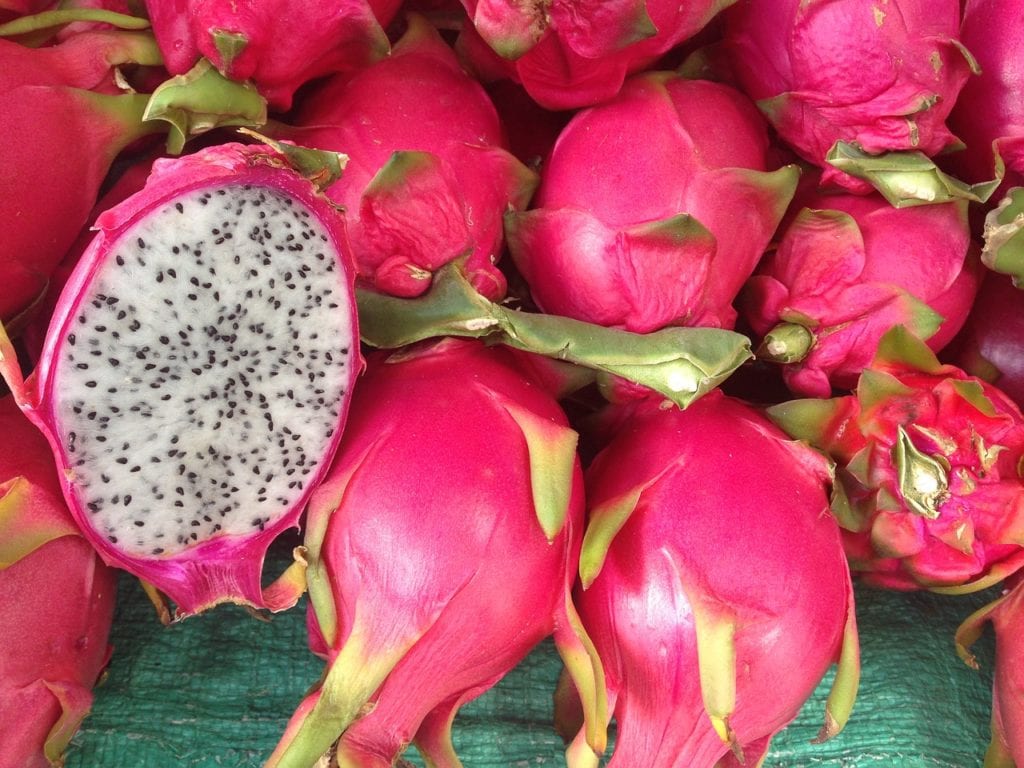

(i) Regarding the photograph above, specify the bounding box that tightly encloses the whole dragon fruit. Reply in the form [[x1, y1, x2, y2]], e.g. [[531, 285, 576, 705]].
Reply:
[[769, 327, 1024, 592], [945, 0, 1024, 194], [0, 140, 361, 620], [722, 0, 977, 194], [506, 71, 798, 333], [144, 0, 398, 110], [956, 573, 1024, 766], [0, 28, 164, 326], [0, 395, 117, 768], [286, 14, 537, 301], [563, 389, 859, 767], [744, 187, 981, 397], [455, 0, 735, 110], [266, 339, 605, 768], [944, 272, 1024, 408]]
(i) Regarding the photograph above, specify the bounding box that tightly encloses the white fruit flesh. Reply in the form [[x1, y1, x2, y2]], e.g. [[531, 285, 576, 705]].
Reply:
[[51, 183, 354, 557]]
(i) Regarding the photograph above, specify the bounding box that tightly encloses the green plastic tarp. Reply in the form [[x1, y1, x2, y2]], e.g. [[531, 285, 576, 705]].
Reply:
[[64, 546, 999, 768]]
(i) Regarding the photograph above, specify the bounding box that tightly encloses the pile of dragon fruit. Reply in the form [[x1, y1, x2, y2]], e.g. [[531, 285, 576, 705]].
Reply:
[[4, 0, 1024, 765]]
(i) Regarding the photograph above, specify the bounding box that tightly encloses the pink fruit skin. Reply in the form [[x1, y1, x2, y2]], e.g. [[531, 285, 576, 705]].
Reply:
[[0, 32, 160, 325], [144, 0, 397, 110], [0, 142, 360, 620], [506, 71, 797, 333], [0, 0, 52, 20], [773, 335, 1024, 591], [288, 15, 536, 301], [945, 272, 1024, 407], [0, 396, 116, 768], [268, 339, 597, 767], [21, 152, 160, 365], [574, 390, 857, 767], [744, 189, 981, 397], [945, 0, 1024, 194], [456, 0, 735, 110], [723, 0, 975, 193]]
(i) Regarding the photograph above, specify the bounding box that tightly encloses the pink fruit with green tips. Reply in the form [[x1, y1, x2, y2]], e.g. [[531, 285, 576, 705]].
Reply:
[[0, 395, 116, 768], [563, 390, 859, 767], [506, 71, 799, 334], [744, 186, 981, 397], [946, 0, 1024, 194], [769, 327, 1024, 592], [266, 339, 605, 768], [144, 0, 398, 109], [0, 29, 163, 326], [289, 15, 537, 301], [957, 572, 1024, 767], [456, 0, 736, 110], [722, 0, 976, 194]]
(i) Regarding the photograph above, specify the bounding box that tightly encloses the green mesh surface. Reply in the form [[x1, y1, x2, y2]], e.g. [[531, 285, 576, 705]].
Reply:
[[64, 548, 999, 768]]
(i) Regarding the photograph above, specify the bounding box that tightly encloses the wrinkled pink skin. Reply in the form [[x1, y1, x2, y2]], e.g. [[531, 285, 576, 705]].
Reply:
[[0, 32, 158, 325], [292, 339, 584, 765], [944, 272, 1024, 407], [289, 16, 534, 301], [577, 391, 854, 766], [507, 72, 793, 333], [723, 0, 974, 193], [745, 189, 980, 397], [2, 143, 359, 619], [945, 0, 1024, 194], [145, 0, 398, 110], [807, 363, 1024, 591], [0, 397, 116, 768], [456, 0, 734, 110]]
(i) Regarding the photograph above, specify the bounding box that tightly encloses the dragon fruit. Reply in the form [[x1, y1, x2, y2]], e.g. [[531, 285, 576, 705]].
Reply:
[[285, 14, 536, 301], [20, 151, 159, 365], [505, 71, 798, 334], [769, 326, 1024, 592], [0, 395, 117, 768], [722, 0, 977, 194], [0, 28, 164, 326], [144, 0, 398, 110], [0, 140, 361, 620], [744, 187, 981, 397], [945, 0, 1024, 195], [956, 573, 1024, 766], [266, 339, 605, 768], [944, 272, 1024, 408], [562, 389, 859, 767], [455, 0, 735, 110]]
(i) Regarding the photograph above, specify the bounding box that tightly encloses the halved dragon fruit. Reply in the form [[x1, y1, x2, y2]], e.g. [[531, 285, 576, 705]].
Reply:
[[266, 339, 604, 768], [0, 140, 361, 620], [563, 390, 859, 767], [743, 185, 981, 397], [769, 327, 1024, 592], [0, 395, 117, 768]]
